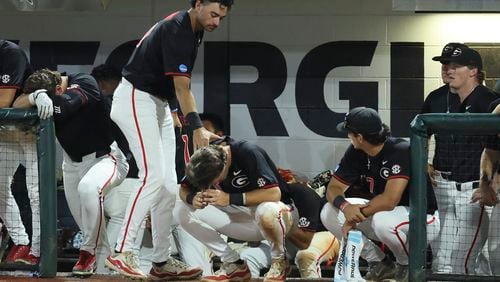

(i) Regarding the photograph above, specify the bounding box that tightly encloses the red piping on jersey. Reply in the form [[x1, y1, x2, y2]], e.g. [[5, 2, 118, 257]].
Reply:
[[118, 87, 149, 252], [95, 153, 117, 253], [165, 11, 180, 21], [333, 174, 351, 186], [0, 85, 20, 89], [464, 206, 485, 274], [70, 86, 88, 106], [388, 175, 410, 180], [394, 215, 436, 257], [261, 184, 279, 189], [182, 134, 190, 164], [165, 72, 191, 78]]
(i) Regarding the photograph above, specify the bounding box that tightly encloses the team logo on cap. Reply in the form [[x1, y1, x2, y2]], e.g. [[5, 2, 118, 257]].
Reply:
[[452, 48, 462, 57], [179, 64, 188, 73], [1, 74, 10, 84]]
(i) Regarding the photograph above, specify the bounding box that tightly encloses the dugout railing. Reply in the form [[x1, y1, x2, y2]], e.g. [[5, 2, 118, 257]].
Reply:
[[409, 113, 500, 282], [0, 108, 57, 277]]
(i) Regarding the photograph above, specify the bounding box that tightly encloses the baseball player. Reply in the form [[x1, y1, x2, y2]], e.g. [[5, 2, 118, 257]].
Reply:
[[104, 0, 233, 279], [0, 39, 42, 265], [426, 44, 500, 274], [14, 69, 129, 277], [174, 136, 300, 282], [320, 107, 440, 282], [476, 98, 500, 274], [240, 182, 339, 279]]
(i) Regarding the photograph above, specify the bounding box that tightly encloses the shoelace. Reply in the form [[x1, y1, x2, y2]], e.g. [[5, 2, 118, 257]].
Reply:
[[123, 252, 140, 269], [167, 257, 190, 269], [267, 260, 285, 276]]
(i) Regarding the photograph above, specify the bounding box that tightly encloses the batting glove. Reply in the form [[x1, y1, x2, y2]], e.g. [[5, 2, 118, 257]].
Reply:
[[28, 89, 54, 120]]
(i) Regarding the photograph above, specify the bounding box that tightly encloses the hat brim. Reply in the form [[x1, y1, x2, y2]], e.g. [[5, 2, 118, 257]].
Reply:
[[432, 55, 447, 62], [336, 122, 347, 133]]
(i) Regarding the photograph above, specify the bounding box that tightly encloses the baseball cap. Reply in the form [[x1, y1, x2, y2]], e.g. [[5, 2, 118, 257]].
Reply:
[[432, 43, 482, 70], [336, 107, 383, 135]]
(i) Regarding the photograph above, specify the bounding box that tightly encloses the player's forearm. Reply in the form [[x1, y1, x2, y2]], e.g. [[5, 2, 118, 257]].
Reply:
[[179, 185, 190, 203], [0, 89, 16, 108], [174, 77, 197, 115], [325, 180, 347, 204], [360, 194, 399, 217], [481, 148, 500, 185], [13, 93, 39, 109], [243, 186, 281, 206]]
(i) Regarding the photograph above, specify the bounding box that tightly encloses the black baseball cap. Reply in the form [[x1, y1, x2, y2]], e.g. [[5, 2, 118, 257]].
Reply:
[[336, 107, 383, 135], [432, 43, 482, 70]]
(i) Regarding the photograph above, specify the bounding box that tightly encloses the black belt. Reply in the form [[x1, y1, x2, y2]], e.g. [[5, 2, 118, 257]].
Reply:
[[69, 148, 111, 163], [455, 181, 479, 191]]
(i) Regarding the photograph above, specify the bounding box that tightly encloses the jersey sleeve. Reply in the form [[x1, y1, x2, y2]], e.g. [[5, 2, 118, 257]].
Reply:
[[0, 46, 30, 89], [333, 145, 365, 185], [386, 143, 410, 180], [161, 24, 195, 78], [239, 143, 279, 189]]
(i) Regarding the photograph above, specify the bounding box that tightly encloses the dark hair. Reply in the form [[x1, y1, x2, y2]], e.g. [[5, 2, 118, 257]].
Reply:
[[190, 0, 234, 9], [185, 145, 226, 188], [91, 64, 122, 82], [351, 123, 391, 145], [200, 112, 224, 133], [23, 68, 61, 98]]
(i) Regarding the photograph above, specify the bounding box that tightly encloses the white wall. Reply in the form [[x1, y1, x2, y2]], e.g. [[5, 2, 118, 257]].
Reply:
[[2, 0, 499, 177]]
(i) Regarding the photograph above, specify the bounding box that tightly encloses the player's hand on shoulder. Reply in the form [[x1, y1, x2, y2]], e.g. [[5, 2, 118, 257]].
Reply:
[[28, 89, 54, 119], [202, 188, 229, 207], [193, 127, 219, 150], [342, 203, 367, 223]]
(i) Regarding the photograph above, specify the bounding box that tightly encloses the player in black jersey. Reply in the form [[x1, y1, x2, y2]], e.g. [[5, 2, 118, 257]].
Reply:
[[175, 136, 300, 282], [478, 99, 500, 275], [320, 107, 440, 282], [427, 44, 500, 274], [15, 69, 129, 277], [0, 39, 42, 265], [107, 1, 233, 279]]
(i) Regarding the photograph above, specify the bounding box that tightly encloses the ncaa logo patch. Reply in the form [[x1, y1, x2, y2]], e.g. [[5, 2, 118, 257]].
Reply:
[[178, 64, 188, 73], [1, 74, 10, 84]]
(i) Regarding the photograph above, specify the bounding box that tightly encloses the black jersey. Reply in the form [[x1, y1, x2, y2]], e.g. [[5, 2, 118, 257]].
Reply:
[[485, 98, 500, 151], [123, 11, 203, 101], [182, 136, 292, 204], [429, 85, 500, 182], [334, 137, 438, 214], [0, 40, 33, 102], [288, 183, 322, 232], [53, 73, 113, 162], [421, 84, 460, 115]]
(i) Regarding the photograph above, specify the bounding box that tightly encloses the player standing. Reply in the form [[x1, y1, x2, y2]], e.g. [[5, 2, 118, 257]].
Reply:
[[105, 0, 231, 279], [0, 39, 43, 265], [320, 107, 440, 281], [14, 69, 129, 277], [426, 44, 500, 274]]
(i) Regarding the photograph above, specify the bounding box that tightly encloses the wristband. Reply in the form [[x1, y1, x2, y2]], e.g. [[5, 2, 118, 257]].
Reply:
[[333, 195, 349, 211], [186, 192, 196, 205], [185, 112, 203, 129], [229, 193, 244, 206]]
